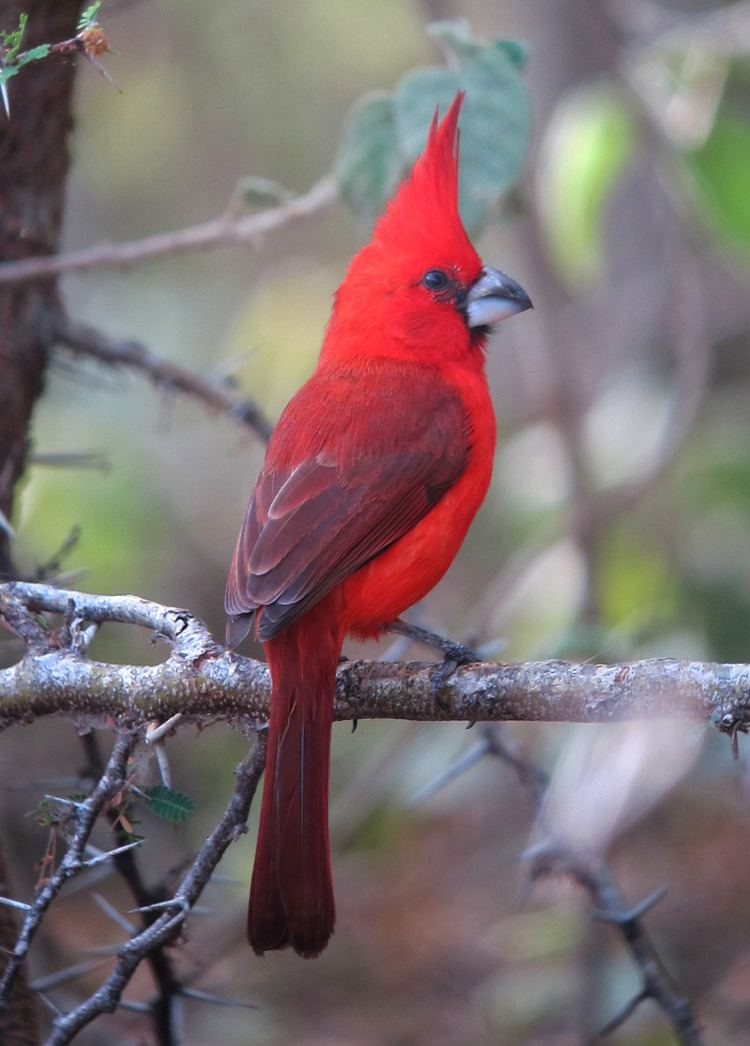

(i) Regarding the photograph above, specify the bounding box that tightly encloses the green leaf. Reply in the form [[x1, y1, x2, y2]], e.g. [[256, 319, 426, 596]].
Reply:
[[1, 13, 27, 61], [335, 20, 530, 236], [143, 785, 195, 824], [537, 86, 636, 287], [335, 90, 404, 226], [17, 44, 51, 68], [78, 2, 103, 32], [393, 46, 529, 234], [683, 112, 750, 264]]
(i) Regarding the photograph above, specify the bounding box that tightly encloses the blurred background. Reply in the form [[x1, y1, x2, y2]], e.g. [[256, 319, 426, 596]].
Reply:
[[3, 0, 750, 1042]]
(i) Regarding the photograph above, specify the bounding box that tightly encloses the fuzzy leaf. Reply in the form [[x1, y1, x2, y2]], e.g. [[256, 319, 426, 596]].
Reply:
[[78, 2, 103, 33], [335, 90, 404, 225], [393, 47, 529, 234], [144, 785, 195, 824], [334, 20, 529, 236]]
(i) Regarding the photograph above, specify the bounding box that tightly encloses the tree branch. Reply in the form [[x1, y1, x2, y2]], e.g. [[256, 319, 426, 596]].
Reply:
[[0, 175, 338, 285], [54, 317, 273, 441], [0, 582, 748, 735], [45, 738, 266, 1045], [0, 732, 138, 1012]]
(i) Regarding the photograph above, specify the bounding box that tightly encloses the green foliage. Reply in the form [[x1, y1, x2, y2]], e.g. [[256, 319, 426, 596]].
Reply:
[[1, 12, 28, 61], [143, 785, 195, 824], [684, 111, 750, 264], [538, 85, 636, 287], [597, 532, 679, 636], [335, 18, 530, 234], [0, 14, 50, 91], [78, 2, 103, 33]]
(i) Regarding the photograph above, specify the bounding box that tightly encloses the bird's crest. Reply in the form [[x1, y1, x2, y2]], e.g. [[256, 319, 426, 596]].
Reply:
[[370, 92, 474, 261]]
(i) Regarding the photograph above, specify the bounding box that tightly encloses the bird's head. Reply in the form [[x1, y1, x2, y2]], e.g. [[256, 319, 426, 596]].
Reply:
[[323, 92, 531, 369]]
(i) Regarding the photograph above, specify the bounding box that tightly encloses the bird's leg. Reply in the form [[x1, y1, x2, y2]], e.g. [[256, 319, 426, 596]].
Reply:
[[386, 619, 482, 710]]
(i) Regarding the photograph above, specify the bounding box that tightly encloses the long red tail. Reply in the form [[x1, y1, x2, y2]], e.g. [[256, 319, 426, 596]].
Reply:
[[248, 603, 342, 957]]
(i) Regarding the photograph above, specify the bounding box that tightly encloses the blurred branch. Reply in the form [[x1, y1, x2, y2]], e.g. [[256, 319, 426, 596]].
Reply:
[[78, 731, 181, 1045], [0, 731, 137, 1012], [55, 317, 273, 441], [0, 175, 338, 285], [0, 582, 748, 733], [45, 738, 266, 1045], [524, 841, 704, 1043], [486, 722, 701, 1040]]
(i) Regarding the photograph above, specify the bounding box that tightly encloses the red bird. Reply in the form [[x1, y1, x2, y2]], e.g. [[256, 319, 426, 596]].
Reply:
[[225, 93, 531, 958]]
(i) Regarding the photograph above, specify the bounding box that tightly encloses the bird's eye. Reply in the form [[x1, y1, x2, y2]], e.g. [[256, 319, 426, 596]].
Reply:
[[423, 269, 449, 292]]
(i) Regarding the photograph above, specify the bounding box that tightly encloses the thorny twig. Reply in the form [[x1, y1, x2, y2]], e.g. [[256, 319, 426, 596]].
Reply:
[[55, 317, 273, 442], [45, 738, 266, 1045], [0, 732, 138, 1011], [79, 731, 182, 1044], [487, 723, 702, 1041]]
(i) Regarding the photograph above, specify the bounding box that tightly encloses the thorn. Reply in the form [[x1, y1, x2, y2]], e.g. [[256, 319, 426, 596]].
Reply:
[[155, 743, 171, 788], [43, 794, 86, 808], [179, 986, 257, 1010], [351, 718, 358, 734], [208, 874, 243, 887], [145, 713, 183, 744], [92, 891, 136, 935], [30, 955, 112, 992], [36, 992, 63, 1017], [84, 52, 122, 92], [118, 998, 153, 1014], [0, 78, 10, 120], [127, 897, 187, 915], [0, 895, 31, 912], [598, 987, 649, 1037], [0, 505, 15, 538], [80, 838, 143, 868], [592, 885, 669, 927], [408, 738, 491, 807]]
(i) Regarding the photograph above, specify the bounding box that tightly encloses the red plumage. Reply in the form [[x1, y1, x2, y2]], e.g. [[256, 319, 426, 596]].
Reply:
[[225, 93, 531, 957]]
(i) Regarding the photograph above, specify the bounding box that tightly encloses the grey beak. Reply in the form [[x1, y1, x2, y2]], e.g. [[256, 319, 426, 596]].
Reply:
[[465, 266, 533, 329]]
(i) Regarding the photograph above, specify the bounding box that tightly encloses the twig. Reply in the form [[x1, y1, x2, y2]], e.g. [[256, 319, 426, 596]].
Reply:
[[45, 739, 266, 1045], [0, 175, 338, 285], [0, 732, 137, 1011], [79, 730, 181, 1045], [524, 844, 704, 1044], [55, 318, 273, 441]]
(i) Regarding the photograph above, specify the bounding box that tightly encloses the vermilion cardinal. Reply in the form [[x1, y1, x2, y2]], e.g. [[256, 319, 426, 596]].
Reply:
[[225, 93, 531, 958]]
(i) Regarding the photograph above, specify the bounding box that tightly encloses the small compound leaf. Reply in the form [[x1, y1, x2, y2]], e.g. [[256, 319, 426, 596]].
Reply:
[[143, 785, 195, 824], [17, 45, 51, 69]]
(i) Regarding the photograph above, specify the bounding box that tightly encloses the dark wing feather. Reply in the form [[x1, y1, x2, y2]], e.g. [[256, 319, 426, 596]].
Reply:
[[225, 369, 470, 642]]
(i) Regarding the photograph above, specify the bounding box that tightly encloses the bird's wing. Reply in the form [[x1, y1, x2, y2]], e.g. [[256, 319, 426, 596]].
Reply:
[[225, 376, 469, 642]]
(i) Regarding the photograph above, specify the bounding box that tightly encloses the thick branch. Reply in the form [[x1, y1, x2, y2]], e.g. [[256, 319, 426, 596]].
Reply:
[[0, 583, 748, 732]]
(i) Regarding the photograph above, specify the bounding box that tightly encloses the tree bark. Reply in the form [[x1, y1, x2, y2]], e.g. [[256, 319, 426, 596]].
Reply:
[[0, 1, 82, 576], [0, 4, 82, 1039]]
